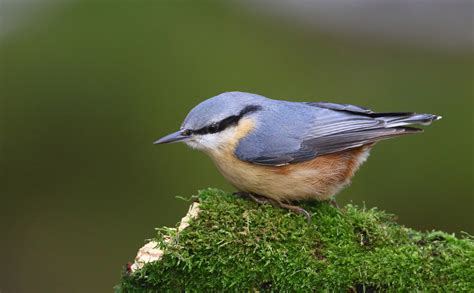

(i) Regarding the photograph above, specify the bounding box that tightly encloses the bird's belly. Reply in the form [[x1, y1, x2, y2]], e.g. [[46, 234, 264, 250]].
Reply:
[[208, 146, 371, 202]]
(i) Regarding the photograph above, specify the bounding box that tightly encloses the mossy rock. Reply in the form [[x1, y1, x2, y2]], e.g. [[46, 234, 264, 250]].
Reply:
[[117, 188, 474, 292]]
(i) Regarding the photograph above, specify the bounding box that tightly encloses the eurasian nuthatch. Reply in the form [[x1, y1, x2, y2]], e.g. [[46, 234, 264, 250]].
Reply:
[[155, 92, 441, 217]]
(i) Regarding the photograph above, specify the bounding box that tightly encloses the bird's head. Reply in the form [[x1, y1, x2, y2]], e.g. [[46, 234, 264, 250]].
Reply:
[[154, 92, 266, 152]]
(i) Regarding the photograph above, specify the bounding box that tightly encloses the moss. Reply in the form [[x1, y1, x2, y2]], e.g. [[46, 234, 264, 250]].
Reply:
[[117, 188, 474, 292]]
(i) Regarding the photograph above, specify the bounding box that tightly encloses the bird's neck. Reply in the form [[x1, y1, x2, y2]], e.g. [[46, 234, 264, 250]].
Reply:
[[205, 117, 255, 160]]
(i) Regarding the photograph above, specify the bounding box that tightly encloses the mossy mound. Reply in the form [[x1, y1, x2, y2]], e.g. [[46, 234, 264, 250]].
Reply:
[[117, 188, 474, 292]]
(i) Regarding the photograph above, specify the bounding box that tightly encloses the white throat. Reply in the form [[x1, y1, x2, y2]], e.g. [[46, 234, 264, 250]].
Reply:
[[184, 127, 238, 153]]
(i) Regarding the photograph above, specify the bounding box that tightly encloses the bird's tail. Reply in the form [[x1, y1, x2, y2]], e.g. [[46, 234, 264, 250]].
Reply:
[[373, 112, 442, 129]]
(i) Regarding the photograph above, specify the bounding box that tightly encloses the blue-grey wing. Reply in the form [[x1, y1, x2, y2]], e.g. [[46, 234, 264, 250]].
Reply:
[[235, 101, 438, 166]]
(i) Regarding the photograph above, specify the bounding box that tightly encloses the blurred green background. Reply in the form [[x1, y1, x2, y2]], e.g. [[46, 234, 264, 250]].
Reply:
[[0, 1, 472, 292]]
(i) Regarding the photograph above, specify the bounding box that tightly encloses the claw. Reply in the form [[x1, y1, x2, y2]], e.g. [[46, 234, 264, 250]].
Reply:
[[278, 202, 312, 222]]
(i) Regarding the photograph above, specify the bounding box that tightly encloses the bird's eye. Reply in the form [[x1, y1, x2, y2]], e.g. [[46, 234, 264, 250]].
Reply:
[[182, 129, 192, 136], [208, 123, 219, 134]]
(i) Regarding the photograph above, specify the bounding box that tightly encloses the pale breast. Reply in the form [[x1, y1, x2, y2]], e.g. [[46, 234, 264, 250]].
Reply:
[[209, 146, 370, 201]]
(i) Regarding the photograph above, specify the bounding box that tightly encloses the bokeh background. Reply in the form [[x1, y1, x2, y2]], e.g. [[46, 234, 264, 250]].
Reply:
[[1, 1, 472, 292]]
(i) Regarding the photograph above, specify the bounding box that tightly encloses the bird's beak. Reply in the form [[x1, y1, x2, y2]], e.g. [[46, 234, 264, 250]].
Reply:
[[153, 130, 189, 144]]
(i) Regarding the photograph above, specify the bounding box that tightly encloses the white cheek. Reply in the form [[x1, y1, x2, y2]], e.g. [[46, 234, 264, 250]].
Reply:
[[184, 140, 200, 149], [184, 128, 236, 152]]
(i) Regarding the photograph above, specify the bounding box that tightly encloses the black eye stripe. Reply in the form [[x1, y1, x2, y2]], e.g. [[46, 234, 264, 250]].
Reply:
[[240, 105, 262, 116], [189, 104, 262, 136]]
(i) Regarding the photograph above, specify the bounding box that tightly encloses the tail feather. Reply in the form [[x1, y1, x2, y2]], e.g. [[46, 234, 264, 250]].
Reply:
[[377, 113, 442, 128]]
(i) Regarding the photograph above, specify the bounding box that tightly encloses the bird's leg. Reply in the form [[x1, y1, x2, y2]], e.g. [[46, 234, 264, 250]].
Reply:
[[232, 191, 311, 222], [232, 191, 271, 205], [277, 201, 312, 222], [232, 191, 249, 199], [329, 198, 339, 209]]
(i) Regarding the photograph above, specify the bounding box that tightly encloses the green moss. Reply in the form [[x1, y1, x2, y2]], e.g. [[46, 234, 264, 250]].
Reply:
[[117, 188, 474, 292]]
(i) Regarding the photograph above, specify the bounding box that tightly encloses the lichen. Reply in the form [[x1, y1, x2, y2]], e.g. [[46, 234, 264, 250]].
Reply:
[[117, 188, 474, 292]]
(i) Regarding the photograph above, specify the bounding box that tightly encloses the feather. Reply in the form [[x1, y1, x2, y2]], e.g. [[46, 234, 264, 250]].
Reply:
[[235, 101, 440, 166]]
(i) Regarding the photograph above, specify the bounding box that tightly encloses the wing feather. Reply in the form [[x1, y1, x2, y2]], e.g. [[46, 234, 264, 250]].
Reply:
[[235, 101, 439, 166]]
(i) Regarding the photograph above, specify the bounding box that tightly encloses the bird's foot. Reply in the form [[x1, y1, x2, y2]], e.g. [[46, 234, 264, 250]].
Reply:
[[329, 198, 339, 209], [232, 191, 248, 199], [232, 191, 271, 205], [277, 201, 312, 223], [232, 191, 311, 222]]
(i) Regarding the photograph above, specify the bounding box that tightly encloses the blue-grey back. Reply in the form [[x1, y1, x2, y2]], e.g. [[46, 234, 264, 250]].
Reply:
[[233, 93, 440, 165]]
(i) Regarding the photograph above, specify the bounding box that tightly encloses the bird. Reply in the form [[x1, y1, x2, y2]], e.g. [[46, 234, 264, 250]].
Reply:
[[154, 91, 441, 218]]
